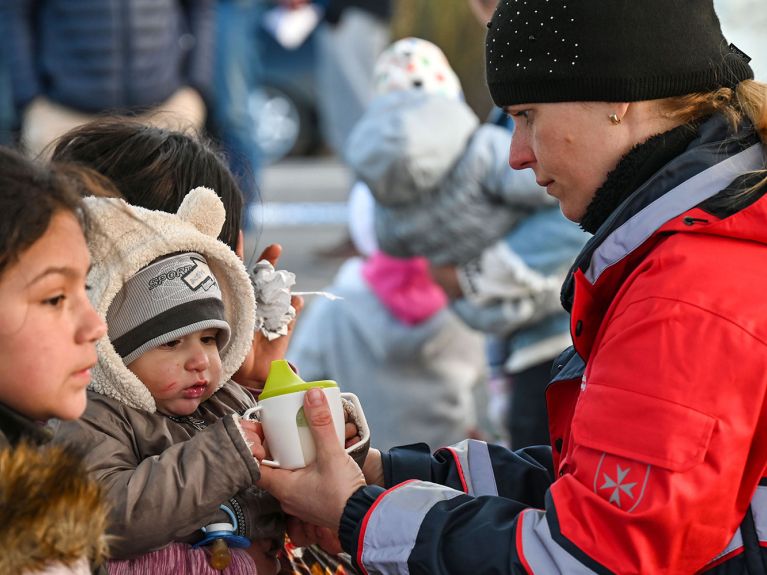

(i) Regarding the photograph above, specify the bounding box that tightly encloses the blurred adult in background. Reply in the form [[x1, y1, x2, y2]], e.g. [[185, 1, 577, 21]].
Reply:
[[3, 0, 215, 158], [352, 37, 586, 449], [314, 0, 392, 157], [0, 19, 14, 147], [466, 0, 495, 24], [212, 0, 265, 210], [288, 182, 488, 452]]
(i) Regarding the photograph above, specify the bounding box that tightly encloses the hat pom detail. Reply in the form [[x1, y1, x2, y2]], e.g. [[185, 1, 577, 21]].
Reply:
[[177, 187, 225, 238]]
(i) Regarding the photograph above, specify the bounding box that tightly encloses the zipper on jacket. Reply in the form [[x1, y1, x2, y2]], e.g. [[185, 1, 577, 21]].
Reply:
[[683, 216, 709, 226]]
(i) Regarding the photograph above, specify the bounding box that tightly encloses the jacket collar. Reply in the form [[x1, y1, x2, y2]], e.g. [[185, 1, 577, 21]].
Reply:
[[0, 403, 52, 446], [579, 123, 700, 234], [562, 114, 763, 311]]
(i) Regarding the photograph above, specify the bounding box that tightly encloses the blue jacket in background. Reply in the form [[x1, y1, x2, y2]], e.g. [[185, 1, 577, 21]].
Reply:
[[4, 0, 215, 113]]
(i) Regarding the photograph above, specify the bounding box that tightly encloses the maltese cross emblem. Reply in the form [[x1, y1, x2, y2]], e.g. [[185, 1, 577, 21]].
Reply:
[[600, 465, 637, 507], [594, 454, 651, 512]]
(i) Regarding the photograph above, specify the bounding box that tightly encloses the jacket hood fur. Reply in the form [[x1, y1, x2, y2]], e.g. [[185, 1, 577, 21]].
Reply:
[[85, 187, 256, 413], [0, 442, 108, 573]]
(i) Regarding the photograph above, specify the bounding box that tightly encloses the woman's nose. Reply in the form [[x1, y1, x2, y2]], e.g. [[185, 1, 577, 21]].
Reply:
[[509, 132, 535, 171]]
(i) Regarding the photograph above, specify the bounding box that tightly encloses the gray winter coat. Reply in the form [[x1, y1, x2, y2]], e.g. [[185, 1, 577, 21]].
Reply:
[[345, 90, 552, 266], [287, 258, 486, 451]]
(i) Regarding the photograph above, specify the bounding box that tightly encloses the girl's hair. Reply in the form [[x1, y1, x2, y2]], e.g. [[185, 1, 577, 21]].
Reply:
[[50, 119, 247, 252], [0, 146, 114, 278]]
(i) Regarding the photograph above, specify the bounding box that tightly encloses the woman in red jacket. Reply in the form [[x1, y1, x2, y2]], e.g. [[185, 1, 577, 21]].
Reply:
[[257, 1, 767, 573]]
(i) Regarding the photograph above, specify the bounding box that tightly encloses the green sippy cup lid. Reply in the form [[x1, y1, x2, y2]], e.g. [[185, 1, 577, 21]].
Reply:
[[258, 360, 337, 401]]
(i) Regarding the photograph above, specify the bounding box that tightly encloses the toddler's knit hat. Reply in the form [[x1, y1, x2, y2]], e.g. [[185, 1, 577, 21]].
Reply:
[[374, 37, 463, 100], [107, 252, 231, 365]]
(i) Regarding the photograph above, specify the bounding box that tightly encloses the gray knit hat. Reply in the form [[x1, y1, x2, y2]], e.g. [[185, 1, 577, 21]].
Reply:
[[107, 252, 231, 365]]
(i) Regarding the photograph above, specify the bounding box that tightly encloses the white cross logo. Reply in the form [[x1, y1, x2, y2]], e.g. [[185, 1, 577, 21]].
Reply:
[[599, 465, 637, 508]]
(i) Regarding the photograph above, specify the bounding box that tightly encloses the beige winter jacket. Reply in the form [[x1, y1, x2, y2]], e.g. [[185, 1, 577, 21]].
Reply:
[[54, 189, 280, 559], [57, 382, 282, 558]]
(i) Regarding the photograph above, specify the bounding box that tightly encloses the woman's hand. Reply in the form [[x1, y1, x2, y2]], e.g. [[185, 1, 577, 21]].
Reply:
[[233, 244, 304, 388], [257, 388, 366, 531]]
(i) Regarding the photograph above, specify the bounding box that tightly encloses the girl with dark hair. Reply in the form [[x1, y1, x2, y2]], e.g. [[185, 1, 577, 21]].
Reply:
[[51, 119, 245, 253], [0, 146, 110, 573]]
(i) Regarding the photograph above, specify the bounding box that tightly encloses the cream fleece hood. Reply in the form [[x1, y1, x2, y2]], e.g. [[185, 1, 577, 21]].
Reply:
[[85, 187, 256, 413]]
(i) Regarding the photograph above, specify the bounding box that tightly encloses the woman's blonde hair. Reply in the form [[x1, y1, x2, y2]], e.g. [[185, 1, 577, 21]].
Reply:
[[660, 79, 767, 193]]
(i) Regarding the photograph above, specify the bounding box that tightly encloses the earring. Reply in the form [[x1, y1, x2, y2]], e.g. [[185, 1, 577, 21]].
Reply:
[[609, 113, 621, 125]]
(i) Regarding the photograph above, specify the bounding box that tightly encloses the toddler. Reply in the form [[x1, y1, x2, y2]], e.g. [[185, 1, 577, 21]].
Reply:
[[56, 188, 283, 574]]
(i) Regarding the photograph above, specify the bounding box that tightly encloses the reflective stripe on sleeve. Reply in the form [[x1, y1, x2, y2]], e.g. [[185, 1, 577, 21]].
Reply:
[[518, 508, 602, 574], [751, 485, 767, 544], [705, 483, 767, 569], [358, 480, 465, 575], [441, 439, 499, 497]]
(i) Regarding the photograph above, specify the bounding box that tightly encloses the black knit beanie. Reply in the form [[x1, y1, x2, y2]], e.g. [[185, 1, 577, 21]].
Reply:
[[485, 0, 754, 107]]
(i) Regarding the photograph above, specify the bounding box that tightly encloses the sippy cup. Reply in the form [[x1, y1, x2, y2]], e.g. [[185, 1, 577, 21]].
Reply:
[[243, 360, 369, 470]]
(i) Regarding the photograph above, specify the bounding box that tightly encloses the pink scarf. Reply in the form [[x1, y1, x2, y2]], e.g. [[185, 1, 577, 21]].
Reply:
[[362, 251, 447, 325]]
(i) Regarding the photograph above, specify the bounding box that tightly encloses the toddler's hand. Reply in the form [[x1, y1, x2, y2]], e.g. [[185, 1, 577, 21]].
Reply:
[[341, 397, 370, 467], [233, 244, 304, 388], [238, 419, 267, 460], [286, 516, 343, 555], [362, 448, 384, 487], [344, 421, 360, 449], [246, 538, 281, 575]]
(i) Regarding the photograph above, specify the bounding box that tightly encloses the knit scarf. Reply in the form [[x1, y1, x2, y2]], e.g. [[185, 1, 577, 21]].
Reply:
[[362, 251, 447, 325]]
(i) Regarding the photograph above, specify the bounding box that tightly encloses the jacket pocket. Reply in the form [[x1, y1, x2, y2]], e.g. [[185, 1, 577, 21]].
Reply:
[[571, 384, 715, 472]]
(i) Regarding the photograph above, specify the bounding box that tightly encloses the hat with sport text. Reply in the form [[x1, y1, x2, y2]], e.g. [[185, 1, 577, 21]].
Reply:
[[107, 252, 231, 365]]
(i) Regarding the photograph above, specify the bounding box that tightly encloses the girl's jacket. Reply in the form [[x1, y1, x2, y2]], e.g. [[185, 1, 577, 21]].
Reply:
[[0, 402, 109, 574], [54, 189, 282, 558], [337, 115, 767, 574]]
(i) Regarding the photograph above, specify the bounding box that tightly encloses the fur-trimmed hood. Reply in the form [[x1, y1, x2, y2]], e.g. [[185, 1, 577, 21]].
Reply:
[[85, 187, 256, 413], [0, 442, 108, 574]]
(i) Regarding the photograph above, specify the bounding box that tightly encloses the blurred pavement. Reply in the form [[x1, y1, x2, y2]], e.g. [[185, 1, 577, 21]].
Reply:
[[243, 156, 352, 294]]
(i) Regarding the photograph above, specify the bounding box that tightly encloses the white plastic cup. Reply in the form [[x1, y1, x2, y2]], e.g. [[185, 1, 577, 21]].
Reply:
[[243, 388, 367, 470]]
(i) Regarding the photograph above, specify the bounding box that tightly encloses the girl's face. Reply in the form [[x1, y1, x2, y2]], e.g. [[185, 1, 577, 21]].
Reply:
[[506, 101, 637, 222], [0, 211, 106, 421], [128, 328, 223, 417]]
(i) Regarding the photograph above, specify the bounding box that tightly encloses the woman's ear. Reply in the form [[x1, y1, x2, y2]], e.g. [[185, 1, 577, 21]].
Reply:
[[235, 230, 245, 260], [610, 102, 631, 124]]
